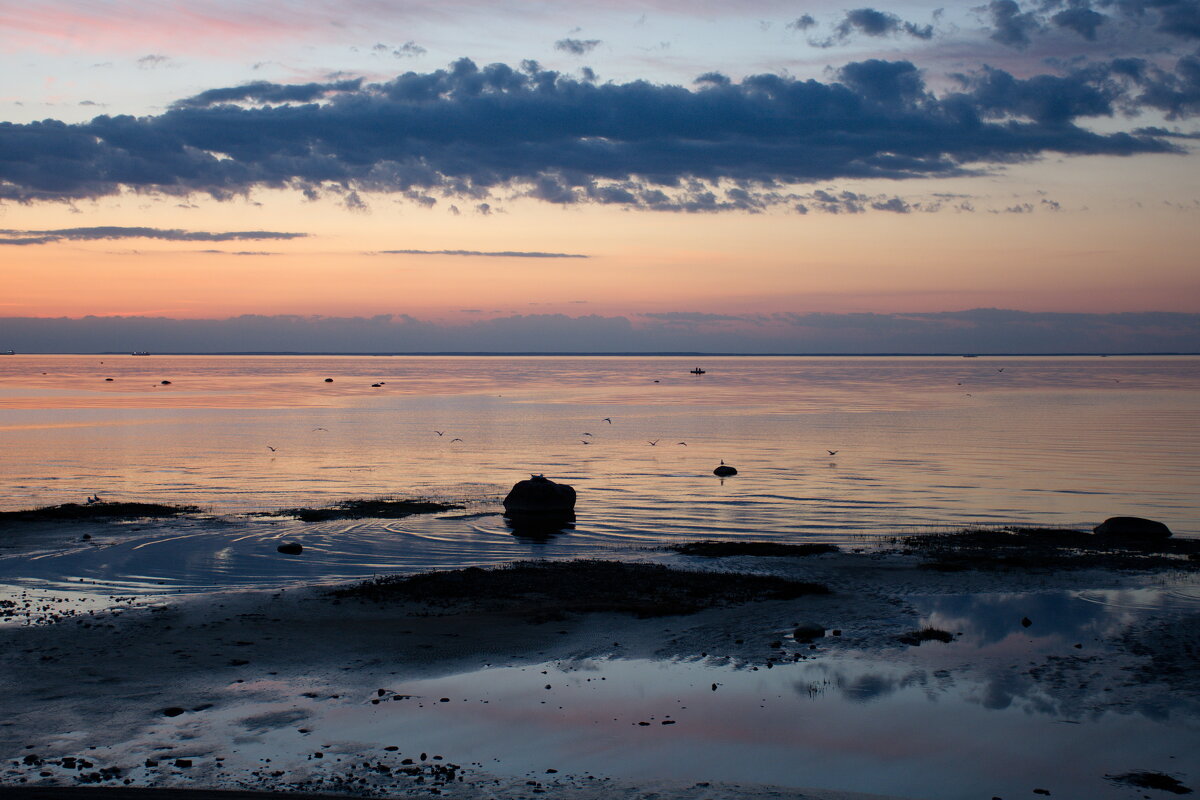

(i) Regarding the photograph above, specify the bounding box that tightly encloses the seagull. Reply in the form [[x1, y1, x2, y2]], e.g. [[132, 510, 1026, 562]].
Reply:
[[582, 432, 593, 437], [450, 438, 464, 443], [648, 439, 659, 446], [827, 450, 838, 456], [997, 368, 1005, 372], [267, 445, 277, 452], [677, 442, 687, 446], [313, 427, 328, 431], [603, 417, 612, 424], [434, 431, 445, 436], [581, 440, 591, 445]]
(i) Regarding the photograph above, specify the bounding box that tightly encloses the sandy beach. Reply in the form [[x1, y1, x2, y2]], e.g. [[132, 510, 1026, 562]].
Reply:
[[3, 515, 1198, 800]]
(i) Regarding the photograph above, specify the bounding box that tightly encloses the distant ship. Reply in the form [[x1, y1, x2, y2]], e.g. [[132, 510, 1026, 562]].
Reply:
[[690, 367, 706, 374], [131, 351, 151, 356]]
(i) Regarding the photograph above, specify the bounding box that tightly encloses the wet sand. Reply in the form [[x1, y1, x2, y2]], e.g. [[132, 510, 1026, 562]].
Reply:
[[2, 523, 1198, 799]]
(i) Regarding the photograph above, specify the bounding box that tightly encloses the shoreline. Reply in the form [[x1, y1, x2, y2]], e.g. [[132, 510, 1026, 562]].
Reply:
[[3, 529, 1198, 799]]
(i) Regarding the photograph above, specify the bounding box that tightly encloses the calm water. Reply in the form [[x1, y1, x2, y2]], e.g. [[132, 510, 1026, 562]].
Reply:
[[1, 354, 1198, 592]]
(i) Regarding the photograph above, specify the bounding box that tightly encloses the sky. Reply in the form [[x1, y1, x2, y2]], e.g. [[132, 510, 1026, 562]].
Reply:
[[1, 0, 1199, 352]]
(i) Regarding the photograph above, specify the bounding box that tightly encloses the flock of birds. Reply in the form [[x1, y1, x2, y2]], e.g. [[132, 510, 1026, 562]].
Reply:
[[265, 412, 842, 463]]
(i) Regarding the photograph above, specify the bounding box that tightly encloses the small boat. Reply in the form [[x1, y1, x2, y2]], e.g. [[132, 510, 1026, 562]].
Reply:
[[690, 367, 706, 374], [131, 351, 150, 356], [1, 349, 13, 355]]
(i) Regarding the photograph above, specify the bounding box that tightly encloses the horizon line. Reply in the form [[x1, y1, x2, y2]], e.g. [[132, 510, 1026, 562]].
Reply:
[[8, 351, 1199, 357]]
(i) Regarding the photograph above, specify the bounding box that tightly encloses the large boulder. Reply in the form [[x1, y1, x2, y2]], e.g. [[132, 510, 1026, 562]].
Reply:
[[503, 474, 576, 516], [1093, 516, 1172, 542]]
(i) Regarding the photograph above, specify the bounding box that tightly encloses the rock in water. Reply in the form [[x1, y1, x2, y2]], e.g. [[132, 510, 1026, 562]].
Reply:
[[503, 474, 576, 515], [713, 462, 738, 477], [277, 542, 304, 555], [1093, 516, 1172, 542]]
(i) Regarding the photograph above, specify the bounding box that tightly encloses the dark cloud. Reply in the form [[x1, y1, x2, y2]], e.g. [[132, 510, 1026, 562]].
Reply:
[[555, 38, 601, 55], [1051, 3, 1108, 39], [787, 14, 818, 30], [196, 249, 279, 255], [377, 249, 588, 258], [2, 309, 1197, 354], [988, 0, 1042, 48], [1114, 0, 1200, 39], [0, 58, 1184, 208], [136, 54, 170, 69], [173, 78, 364, 109], [0, 227, 306, 245], [835, 8, 934, 40]]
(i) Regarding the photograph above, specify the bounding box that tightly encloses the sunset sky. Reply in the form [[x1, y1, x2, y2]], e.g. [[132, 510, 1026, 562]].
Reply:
[[2, 0, 1198, 352]]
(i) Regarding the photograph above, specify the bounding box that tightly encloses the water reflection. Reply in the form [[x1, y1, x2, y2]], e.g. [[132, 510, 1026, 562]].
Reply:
[[504, 511, 576, 541]]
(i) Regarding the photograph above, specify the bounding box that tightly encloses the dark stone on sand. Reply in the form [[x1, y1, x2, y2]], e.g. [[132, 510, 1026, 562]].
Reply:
[[104, 378, 113, 381], [1094, 516, 1172, 542], [793, 622, 825, 642], [276, 542, 303, 555], [324, 378, 334, 382], [161, 707, 186, 717], [503, 474, 576, 515], [174, 759, 192, 768], [161, 380, 171, 385], [713, 464, 737, 477]]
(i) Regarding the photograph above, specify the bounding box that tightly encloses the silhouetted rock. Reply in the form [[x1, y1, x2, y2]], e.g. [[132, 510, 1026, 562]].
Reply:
[[1094, 516, 1172, 542], [503, 474, 576, 515], [324, 378, 334, 382], [277, 542, 304, 555], [793, 622, 825, 642], [713, 462, 737, 477]]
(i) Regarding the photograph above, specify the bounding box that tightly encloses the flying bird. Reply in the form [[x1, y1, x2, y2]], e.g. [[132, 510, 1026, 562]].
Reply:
[[582, 432, 593, 437], [313, 427, 328, 431], [450, 438, 464, 443], [434, 431, 445, 436], [648, 439, 659, 446], [997, 368, 1005, 372], [677, 442, 687, 446], [603, 417, 612, 424], [827, 450, 838, 456], [581, 440, 591, 445], [267, 446, 277, 452]]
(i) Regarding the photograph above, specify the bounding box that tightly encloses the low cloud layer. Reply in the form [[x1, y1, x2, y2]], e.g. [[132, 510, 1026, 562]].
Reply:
[[376, 249, 588, 258], [0, 227, 306, 246], [1, 55, 1192, 210], [3, 309, 1196, 354]]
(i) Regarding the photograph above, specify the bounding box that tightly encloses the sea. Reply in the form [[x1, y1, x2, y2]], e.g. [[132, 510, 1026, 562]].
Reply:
[[0, 353, 1197, 593]]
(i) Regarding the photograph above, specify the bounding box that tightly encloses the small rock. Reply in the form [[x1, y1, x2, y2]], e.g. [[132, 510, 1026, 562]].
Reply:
[[1021, 617, 1033, 628], [173, 759, 192, 768], [324, 378, 333, 382], [713, 463, 737, 477], [160, 380, 171, 385], [161, 707, 186, 717], [276, 542, 303, 555]]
